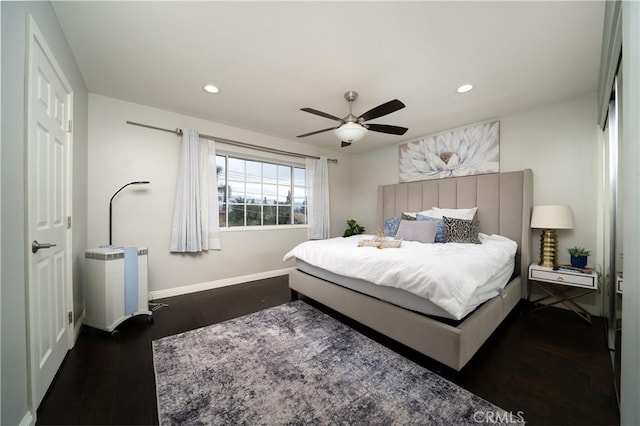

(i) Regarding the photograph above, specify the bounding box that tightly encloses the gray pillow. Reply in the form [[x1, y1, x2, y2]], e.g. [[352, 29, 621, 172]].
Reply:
[[443, 216, 482, 244], [395, 220, 439, 243]]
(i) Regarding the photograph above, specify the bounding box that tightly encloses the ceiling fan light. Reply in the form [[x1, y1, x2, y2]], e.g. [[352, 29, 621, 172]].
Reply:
[[334, 122, 368, 143], [203, 84, 220, 94], [456, 84, 473, 94]]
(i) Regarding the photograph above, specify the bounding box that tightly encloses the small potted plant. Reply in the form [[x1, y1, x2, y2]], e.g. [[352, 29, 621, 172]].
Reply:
[[567, 246, 591, 269], [343, 219, 365, 237]]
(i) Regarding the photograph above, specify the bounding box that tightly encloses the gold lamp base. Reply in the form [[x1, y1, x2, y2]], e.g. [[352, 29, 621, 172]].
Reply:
[[538, 229, 558, 268]]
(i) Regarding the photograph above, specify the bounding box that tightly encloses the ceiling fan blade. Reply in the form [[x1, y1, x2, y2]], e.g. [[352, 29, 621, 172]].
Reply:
[[296, 127, 337, 138], [300, 108, 342, 122], [359, 99, 405, 122], [366, 123, 409, 135], [341, 141, 352, 148]]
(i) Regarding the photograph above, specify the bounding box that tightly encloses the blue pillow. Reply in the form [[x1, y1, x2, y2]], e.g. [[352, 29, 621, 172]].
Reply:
[[416, 214, 445, 243], [383, 216, 402, 237]]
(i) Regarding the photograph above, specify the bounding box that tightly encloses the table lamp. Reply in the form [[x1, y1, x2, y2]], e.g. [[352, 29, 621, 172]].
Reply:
[[530, 205, 574, 268]]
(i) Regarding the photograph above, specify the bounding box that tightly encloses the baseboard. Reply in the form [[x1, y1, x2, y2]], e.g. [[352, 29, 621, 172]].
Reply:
[[73, 310, 86, 345], [148, 268, 293, 301], [19, 410, 34, 426]]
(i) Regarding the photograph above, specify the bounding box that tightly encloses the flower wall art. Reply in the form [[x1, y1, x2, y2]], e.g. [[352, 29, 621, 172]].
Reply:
[[399, 121, 499, 182]]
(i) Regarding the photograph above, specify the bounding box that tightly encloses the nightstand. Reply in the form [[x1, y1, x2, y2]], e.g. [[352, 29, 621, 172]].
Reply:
[[528, 264, 598, 323]]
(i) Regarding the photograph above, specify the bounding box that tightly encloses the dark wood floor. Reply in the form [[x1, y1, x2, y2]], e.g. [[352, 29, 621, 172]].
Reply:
[[37, 276, 619, 425]]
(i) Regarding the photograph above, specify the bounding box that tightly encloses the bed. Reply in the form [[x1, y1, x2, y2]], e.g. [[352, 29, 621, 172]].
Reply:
[[287, 169, 532, 371]]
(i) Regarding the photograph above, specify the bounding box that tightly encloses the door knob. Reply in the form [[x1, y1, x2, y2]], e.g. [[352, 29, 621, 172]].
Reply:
[[32, 240, 57, 254]]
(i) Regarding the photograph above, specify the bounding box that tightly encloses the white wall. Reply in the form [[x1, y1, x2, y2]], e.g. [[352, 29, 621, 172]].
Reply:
[[350, 93, 601, 311], [88, 94, 352, 295], [1, 2, 88, 424], [500, 93, 599, 261]]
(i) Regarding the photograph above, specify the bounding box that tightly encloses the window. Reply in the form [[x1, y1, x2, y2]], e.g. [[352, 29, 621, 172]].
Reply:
[[216, 155, 307, 228]]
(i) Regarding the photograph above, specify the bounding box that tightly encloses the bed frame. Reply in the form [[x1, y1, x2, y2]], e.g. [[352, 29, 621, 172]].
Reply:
[[289, 169, 533, 371]]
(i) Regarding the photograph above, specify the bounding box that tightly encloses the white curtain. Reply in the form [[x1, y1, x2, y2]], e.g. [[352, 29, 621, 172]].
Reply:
[[306, 156, 330, 239], [170, 129, 221, 252], [206, 141, 222, 249]]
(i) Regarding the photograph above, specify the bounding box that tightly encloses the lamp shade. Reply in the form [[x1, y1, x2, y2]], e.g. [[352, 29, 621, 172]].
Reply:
[[334, 122, 368, 143], [530, 205, 574, 229]]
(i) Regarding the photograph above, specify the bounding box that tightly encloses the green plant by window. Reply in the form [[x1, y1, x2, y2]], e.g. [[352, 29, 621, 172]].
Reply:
[[567, 246, 591, 257], [343, 219, 365, 237]]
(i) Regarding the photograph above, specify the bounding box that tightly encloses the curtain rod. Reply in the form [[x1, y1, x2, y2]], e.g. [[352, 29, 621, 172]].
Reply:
[[126, 121, 338, 164]]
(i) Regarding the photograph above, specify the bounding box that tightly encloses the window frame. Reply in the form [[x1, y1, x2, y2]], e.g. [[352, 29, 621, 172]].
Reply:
[[215, 152, 308, 231]]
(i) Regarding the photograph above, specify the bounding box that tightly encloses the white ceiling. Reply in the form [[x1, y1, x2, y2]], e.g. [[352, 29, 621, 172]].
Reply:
[[52, 1, 605, 154]]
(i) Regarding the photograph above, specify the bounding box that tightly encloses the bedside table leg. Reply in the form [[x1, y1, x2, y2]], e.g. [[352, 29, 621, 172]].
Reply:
[[531, 282, 593, 324]]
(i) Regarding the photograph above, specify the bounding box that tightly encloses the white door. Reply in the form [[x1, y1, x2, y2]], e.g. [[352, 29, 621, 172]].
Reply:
[[26, 16, 73, 408]]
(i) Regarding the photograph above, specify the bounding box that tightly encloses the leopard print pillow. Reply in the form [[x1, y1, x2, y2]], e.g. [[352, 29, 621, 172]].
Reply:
[[400, 212, 417, 221], [443, 216, 482, 244]]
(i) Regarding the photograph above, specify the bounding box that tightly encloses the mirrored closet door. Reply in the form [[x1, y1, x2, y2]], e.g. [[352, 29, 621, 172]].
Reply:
[[602, 75, 622, 401]]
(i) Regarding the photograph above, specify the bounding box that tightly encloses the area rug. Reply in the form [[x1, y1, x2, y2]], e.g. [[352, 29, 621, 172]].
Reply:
[[153, 301, 516, 425]]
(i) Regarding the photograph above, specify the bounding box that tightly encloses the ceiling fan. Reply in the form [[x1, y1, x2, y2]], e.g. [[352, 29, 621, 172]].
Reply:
[[297, 91, 408, 147]]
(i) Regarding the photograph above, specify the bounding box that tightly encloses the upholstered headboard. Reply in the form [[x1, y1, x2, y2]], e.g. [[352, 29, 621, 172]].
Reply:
[[376, 169, 533, 297]]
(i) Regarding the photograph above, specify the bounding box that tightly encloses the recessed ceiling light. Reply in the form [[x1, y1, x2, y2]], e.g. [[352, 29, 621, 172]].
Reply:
[[456, 84, 473, 94], [203, 84, 220, 94]]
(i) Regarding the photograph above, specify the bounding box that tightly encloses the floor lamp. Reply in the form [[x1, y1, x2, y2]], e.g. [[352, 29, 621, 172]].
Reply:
[[109, 181, 150, 246], [530, 205, 574, 268]]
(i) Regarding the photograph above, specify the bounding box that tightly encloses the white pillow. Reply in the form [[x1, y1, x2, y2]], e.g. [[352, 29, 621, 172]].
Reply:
[[430, 206, 477, 220], [403, 209, 435, 218]]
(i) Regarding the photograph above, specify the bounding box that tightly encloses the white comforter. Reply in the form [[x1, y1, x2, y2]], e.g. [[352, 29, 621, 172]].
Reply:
[[283, 234, 517, 320]]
